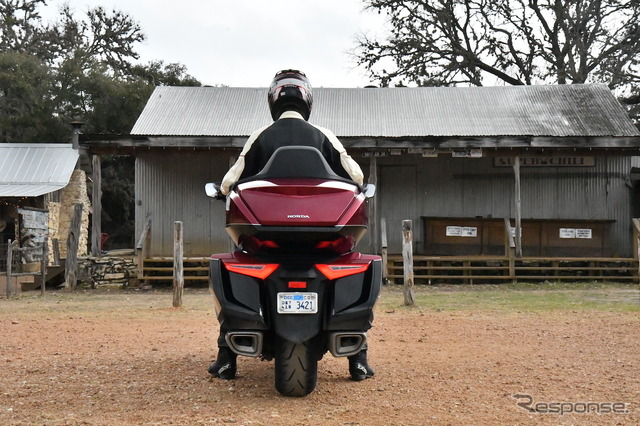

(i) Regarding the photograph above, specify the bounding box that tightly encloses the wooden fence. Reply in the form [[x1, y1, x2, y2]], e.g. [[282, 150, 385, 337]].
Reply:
[[385, 218, 640, 284], [131, 217, 640, 287]]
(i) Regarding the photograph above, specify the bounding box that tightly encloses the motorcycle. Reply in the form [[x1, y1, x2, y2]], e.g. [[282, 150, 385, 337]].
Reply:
[[205, 146, 381, 397]]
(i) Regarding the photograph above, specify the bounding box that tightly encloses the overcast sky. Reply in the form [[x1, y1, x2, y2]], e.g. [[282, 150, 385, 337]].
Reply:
[[43, 0, 388, 88]]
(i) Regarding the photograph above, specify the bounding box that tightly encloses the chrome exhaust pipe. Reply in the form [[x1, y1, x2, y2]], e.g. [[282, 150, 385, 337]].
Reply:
[[225, 332, 263, 357], [329, 332, 367, 357]]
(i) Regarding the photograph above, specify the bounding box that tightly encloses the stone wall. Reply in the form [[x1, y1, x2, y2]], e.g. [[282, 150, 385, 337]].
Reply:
[[78, 256, 138, 288], [54, 170, 91, 258], [46, 202, 60, 263]]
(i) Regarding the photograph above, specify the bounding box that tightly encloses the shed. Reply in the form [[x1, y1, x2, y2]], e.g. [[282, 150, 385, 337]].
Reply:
[[81, 84, 640, 259], [0, 143, 80, 291], [0, 143, 79, 245]]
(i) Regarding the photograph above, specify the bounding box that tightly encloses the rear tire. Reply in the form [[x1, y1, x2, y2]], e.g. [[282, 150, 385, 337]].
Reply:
[[274, 337, 318, 397]]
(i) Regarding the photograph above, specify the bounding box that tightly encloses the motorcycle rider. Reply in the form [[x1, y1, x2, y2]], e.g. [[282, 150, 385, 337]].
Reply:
[[209, 69, 375, 382]]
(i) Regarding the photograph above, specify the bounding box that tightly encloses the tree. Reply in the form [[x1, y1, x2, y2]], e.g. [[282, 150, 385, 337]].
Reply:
[[0, 0, 149, 139], [0, 51, 66, 141], [131, 60, 201, 87], [1, 0, 203, 248], [0, 0, 51, 57], [355, 0, 640, 91]]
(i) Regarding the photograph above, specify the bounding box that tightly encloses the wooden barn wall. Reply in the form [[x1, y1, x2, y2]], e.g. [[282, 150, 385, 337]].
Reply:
[[135, 150, 230, 256], [377, 155, 635, 256], [136, 150, 636, 257]]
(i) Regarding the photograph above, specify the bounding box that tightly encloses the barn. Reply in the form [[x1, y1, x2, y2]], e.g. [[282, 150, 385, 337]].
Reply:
[[81, 84, 640, 282]]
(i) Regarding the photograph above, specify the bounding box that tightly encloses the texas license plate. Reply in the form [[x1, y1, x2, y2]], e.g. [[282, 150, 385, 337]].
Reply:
[[277, 292, 318, 314]]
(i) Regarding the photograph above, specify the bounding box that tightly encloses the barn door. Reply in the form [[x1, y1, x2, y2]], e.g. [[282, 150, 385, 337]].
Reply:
[[379, 165, 417, 253]]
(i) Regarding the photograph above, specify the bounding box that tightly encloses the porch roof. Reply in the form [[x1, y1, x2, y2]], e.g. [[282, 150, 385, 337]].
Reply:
[[0, 144, 78, 197]]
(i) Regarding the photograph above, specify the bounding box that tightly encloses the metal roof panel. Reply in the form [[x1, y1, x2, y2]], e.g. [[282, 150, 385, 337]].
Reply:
[[0, 144, 79, 197], [131, 85, 639, 138]]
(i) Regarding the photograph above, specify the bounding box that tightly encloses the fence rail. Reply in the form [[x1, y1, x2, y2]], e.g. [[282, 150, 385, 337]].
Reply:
[[386, 255, 638, 284]]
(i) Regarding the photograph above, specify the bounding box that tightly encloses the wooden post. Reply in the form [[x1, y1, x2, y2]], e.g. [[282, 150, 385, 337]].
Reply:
[[381, 218, 389, 284], [6, 239, 14, 298], [368, 156, 378, 254], [136, 217, 152, 282], [52, 239, 60, 266], [632, 218, 640, 280], [91, 155, 102, 257], [504, 218, 516, 282], [633, 218, 639, 261], [402, 220, 415, 306], [513, 156, 523, 258], [64, 204, 83, 290], [40, 237, 48, 296], [173, 221, 184, 308]]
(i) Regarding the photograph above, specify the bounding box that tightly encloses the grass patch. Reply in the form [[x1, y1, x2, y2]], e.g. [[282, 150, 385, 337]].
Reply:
[[2, 283, 638, 317], [0, 288, 214, 318], [378, 282, 640, 313]]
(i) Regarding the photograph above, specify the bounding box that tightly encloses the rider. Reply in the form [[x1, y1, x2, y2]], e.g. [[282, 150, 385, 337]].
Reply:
[[209, 69, 374, 382], [219, 69, 363, 194]]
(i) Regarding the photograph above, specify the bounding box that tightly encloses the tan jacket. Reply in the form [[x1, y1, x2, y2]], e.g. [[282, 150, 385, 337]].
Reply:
[[221, 111, 363, 194]]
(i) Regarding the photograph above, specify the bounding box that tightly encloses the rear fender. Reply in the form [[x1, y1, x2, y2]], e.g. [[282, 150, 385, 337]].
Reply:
[[325, 257, 382, 331], [265, 267, 326, 344], [209, 258, 268, 331]]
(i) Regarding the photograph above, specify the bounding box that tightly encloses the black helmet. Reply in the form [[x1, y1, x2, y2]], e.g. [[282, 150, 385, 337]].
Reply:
[[268, 69, 313, 121]]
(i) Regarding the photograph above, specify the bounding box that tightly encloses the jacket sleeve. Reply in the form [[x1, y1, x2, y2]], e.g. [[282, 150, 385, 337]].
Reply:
[[220, 125, 269, 195], [313, 125, 364, 185]]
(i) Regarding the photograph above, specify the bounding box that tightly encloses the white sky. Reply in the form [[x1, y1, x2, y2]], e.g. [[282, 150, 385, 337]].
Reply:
[[42, 0, 388, 88]]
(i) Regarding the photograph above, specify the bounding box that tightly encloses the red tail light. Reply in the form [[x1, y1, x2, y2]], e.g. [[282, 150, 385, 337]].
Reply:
[[315, 236, 355, 253], [288, 281, 307, 289], [224, 263, 279, 279], [316, 264, 369, 280]]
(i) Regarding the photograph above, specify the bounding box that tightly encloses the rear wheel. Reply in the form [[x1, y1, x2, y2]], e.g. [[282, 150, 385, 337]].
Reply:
[[274, 337, 318, 397]]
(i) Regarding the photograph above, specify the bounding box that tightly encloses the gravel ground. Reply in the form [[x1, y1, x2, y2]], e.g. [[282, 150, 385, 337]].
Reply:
[[0, 288, 637, 425]]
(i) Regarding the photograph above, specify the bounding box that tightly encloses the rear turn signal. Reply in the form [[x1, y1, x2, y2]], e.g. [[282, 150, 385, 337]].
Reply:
[[316, 264, 369, 280], [224, 263, 279, 279]]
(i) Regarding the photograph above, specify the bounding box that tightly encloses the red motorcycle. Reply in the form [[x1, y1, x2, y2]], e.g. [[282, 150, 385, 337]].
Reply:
[[206, 146, 381, 397]]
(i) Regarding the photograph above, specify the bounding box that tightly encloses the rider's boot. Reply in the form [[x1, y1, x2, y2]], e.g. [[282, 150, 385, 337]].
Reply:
[[208, 347, 237, 380], [348, 349, 375, 381]]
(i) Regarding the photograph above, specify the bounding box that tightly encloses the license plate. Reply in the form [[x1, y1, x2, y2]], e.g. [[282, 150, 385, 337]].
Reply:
[[277, 292, 318, 314]]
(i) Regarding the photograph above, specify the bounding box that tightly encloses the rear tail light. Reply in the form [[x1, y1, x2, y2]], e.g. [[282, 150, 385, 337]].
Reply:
[[316, 264, 369, 280], [224, 263, 279, 279], [239, 235, 280, 252], [315, 236, 355, 253]]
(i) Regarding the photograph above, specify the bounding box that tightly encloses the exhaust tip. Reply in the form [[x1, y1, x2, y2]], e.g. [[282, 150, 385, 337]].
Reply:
[[329, 332, 367, 357], [225, 332, 263, 357]]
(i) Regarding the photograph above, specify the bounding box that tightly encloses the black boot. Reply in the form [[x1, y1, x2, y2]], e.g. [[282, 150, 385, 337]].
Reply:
[[348, 349, 375, 381], [208, 347, 237, 380]]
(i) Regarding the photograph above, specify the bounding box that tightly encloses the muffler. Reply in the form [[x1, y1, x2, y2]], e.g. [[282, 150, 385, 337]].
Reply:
[[329, 332, 367, 357], [225, 331, 263, 357]]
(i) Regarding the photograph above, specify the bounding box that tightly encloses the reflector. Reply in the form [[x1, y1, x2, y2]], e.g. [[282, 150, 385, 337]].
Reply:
[[316, 263, 369, 280], [224, 263, 279, 279]]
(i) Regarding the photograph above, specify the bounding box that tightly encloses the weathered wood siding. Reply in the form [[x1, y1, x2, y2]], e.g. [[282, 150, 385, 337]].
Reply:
[[135, 151, 229, 256], [136, 150, 637, 257], [378, 155, 635, 256]]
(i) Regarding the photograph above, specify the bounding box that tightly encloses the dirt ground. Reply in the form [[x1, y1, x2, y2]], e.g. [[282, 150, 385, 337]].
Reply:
[[0, 287, 638, 425]]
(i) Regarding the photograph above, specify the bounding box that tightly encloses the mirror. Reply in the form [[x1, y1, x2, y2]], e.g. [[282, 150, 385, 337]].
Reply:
[[205, 182, 220, 198], [363, 184, 376, 199]]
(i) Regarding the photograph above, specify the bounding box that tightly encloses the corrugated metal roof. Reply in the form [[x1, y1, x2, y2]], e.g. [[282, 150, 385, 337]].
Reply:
[[0, 144, 79, 197], [131, 84, 639, 138]]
